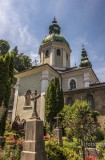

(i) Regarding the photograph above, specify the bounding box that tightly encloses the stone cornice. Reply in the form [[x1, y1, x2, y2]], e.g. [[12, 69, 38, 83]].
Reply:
[[64, 83, 105, 95], [39, 41, 71, 53], [61, 67, 99, 82], [15, 64, 60, 79]]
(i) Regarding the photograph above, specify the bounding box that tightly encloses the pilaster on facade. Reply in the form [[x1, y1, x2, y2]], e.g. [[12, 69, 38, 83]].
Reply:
[[40, 70, 49, 121], [40, 92, 45, 121], [63, 50, 66, 68], [84, 73, 91, 87], [50, 47, 55, 67], [41, 70, 49, 92], [12, 78, 20, 122]]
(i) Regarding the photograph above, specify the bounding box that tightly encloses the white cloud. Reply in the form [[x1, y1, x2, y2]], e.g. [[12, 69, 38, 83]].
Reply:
[[0, 0, 39, 56], [30, 51, 39, 59]]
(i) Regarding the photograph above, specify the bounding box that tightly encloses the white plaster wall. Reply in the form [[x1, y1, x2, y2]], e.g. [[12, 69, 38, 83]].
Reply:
[[18, 72, 41, 96], [16, 95, 41, 121], [13, 72, 42, 121], [62, 73, 84, 91]]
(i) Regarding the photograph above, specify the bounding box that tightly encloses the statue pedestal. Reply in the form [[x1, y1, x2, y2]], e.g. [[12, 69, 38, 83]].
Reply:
[[21, 119, 47, 160], [53, 128, 63, 146]]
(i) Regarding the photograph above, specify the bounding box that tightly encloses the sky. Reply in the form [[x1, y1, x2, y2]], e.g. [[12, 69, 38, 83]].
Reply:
[[0, 0, 105, 82]]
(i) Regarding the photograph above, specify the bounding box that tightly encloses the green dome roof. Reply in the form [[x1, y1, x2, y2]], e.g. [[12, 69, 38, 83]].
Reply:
[[41, 18, 70, 48], [42, 34, 70, 48]]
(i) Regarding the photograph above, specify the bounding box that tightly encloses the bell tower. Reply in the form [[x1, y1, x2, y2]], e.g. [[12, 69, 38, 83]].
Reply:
[[39, 18, 72, 69]]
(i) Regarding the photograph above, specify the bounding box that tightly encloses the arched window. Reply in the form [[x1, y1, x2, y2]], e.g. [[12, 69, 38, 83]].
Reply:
[[45, 50, 49, 58], [57, 49, 61, 56], [87, 94, 95, 109], [70, 79, 76, 90], [66, 97, 73, 106]]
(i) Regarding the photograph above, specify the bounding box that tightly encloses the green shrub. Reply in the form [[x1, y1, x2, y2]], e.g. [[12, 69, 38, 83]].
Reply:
[[95, 128, 104, 141], [45, 140, 82, 160], [46, 141, 66, 160]]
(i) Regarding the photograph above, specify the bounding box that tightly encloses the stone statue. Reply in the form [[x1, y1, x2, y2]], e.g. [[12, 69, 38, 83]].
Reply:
[[12, 115, 26, 132], [25, 90, 31, 106], [31, 90, 40, 119]]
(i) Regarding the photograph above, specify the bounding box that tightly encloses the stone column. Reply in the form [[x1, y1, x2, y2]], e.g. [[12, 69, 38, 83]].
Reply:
[[21, 118, 47, 160]]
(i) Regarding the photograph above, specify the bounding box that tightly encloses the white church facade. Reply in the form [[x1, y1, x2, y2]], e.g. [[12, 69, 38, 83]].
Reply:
[[12, 18, 105, 126]]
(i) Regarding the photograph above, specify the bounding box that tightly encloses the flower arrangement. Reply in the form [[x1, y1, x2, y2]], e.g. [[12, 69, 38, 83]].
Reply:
[[43, 135, 50, 140], [16, 138, 23, 150], [6, 137, 16, 145], [1, 138, 23, 160], [86, 155, 96, 160]]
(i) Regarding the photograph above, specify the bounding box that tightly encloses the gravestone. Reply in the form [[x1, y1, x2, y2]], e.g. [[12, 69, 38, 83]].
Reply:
[[53, 114, 63, 146], [21, 90, 47, 160]]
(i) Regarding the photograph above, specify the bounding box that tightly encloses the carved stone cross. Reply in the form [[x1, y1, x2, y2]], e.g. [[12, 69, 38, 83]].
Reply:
[[54, 114, 61, 129], [31, 90, 40, 119]]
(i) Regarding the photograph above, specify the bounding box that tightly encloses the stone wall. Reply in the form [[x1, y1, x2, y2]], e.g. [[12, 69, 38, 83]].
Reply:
[[64, 84, 105, 127], [64, 86, 105, 113]]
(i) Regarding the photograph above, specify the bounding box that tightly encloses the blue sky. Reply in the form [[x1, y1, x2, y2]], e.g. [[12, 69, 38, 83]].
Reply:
[[0, 0, 105, 82]]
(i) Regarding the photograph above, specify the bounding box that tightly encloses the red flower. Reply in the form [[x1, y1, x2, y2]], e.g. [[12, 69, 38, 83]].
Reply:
[[86, 155, 96, 160], [43, 136, 50, 139]]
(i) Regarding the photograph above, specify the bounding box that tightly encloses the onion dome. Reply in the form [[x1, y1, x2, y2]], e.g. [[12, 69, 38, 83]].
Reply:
[[80, 47, 92, 67], [49, 17, 61, 34], [42, 17, 69, 48]]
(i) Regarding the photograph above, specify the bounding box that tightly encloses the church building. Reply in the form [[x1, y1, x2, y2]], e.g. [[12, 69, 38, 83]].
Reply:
[[12, 18, 105, 126]]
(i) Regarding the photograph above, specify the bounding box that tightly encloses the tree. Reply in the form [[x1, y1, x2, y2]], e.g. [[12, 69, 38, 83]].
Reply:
[[60, 100, 99, 160], [45, 77, 64, 124], [0, 39, 10, 56], [12, 46, 32, 72], [0, 39, 32, 135], [0, 46, 14, 136], [45, 80, 56, 123], [54, 78, 64, 114]]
